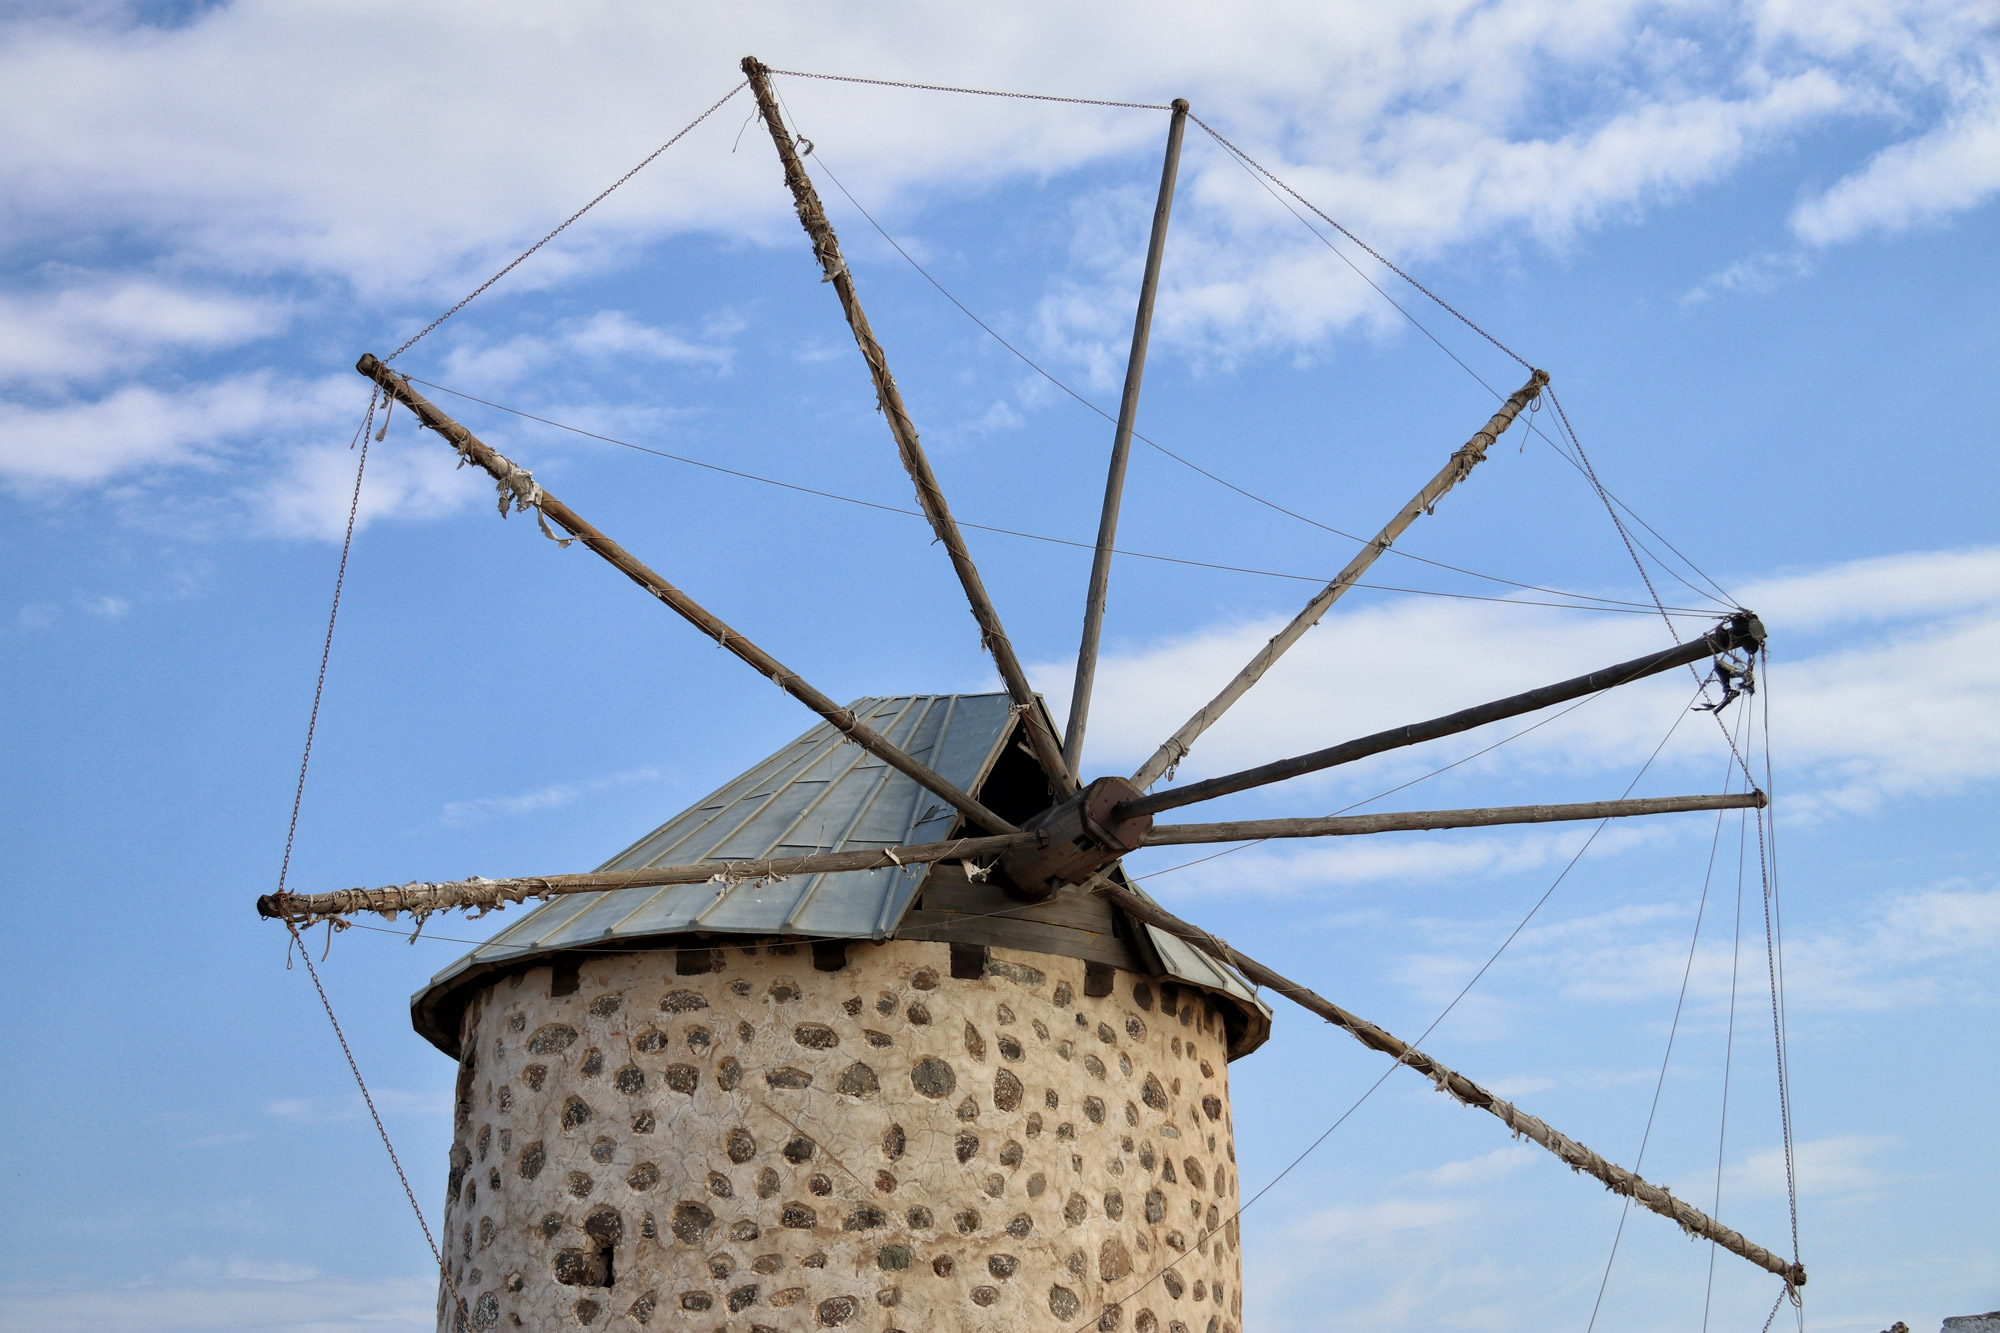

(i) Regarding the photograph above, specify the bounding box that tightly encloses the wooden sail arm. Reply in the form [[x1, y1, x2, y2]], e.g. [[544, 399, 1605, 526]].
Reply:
[[1092, 879, 1806, 1289], [1128, 368, 1549, 792], [1066, 98, 1189, 773], [257, 791, 1754, 925], [741, 56, 1078, 798], [353, 355, 1016, 837], [1119, 611, 1765, 820]]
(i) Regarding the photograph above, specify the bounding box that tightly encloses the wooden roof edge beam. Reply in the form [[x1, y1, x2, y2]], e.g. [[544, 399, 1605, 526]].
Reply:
[[1128, 367, 1550, 792], [1144, 790, 1765, 845], [1091, 879, 1806, 1289], [741, 56, 1078, 799], [1065, 97, 1189, 774], [1120, 609, 1765, 820], [354, 354, 1016, 837], [255, 830, 1042, 925]]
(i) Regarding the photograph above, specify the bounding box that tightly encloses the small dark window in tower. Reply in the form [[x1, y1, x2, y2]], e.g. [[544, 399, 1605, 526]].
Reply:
[[950, 943, 990, 980], [812, 940, 850, 972], [550, 957, 581, 998], [1083, 962, 1115, 998]]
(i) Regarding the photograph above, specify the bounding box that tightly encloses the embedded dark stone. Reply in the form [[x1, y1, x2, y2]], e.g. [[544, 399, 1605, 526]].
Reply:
[[729, 979, 754, 997], [807, 1173, 833, 1196], [875, 992, 897, 1015], [1084, 1096, 1106, 1124], [659, 990, 709, 1014], [1027, 1113, 1044, 1138], [1100, 1304, 1124, 1332], [581, 1048, 605, 1077], [964, 1022, 986, 1060], [875, 1167, 897, 1192], [477, 1125, 491, 1162], [1207, 1203, 1221, 1233], [955, 1131, 979, 1163], [1052, 981, 1073, 1006], [730, 1219, 761, 1242], [1127, 1016, 1147, 1040], [1133, 982, 1154, 1011], [529, 1024, 579, 1055], [910, 967, 938, 991], [631, 1111, 655, 1134], [497, 1087, 513, 1113], [997, 1035, 1025, 1062], [794, 1023, 839, 1050], [817, 1296, 859, 1326], [756, 1167, 780, 1198], [728, 1284, 760, 1312], [770, 980, 801, 1003], [679, 1292, 713, 1311], [876, 1287, 900, 1308], [905, 1205, 933, 1229], [842, 1204, 887, 1231], [985, 958, 1044, 988], [1105, 1190, 1125, 1220], [717, 1056, 742, 1091], [972, 1286, 1000, 1308], [727, 1128, 757, 1164], [983, 1172, 1005, 1197], [708, 1171, 732, 1198], [882, 1124, 906, 1160], [864, 1030, 893, 1048], [765, 1066, 813, 1090], [1056, 1122, 1076, 1140], [836, 1062, 880, 1096], [685, 1027, 711, 1051], [567, 1171, 594, 1199], [561, 1097, 592, 1130], [1050, 1286, 1081, 1320], [670, 1201, 714, 1244], [540, 1212, 564, 1239], [877, 1244, 910, 1271], [614, 1066, 645, 1095], [1161, 1271, 1185, 1300], [905, 1002, 931, 1025], [1057, 1041, 1074, 1061], [1140, 1142, 1157, 1171], [993, 1068, 1023, 1111], [752, 1254, 785, 1275], [910, 1059, 955, 1099], [664, 1065, 699, 1095], [1184, 1158, 1206, 1190], [1006, 1212, 1033, 1237], [1084, 1055, 1107, 1079], [634, 1029, 667, 1054], [1099, 1238, 1133, 1281], [590, 1138, 615, 1164], [780, 1203, 817, 1229], [554, 1249, 605, 1287], [932, 1256, 955, 1276], [523, 1064, 548, 1091], [998, 1139, 1023, 1168], [954, 1208, 981, 1234], [988, 1253, 1018, 1279], [956, 1096, 980, 1121], [1202, 1095, 1222, 1122], [508, 1013, 527, 1033], [784, 1135, 818, 1164], [1064, 1193, 1088, 1225], [1135, 1312, 1158, 1333], [841, 996, 864, 1016], [737, 1021, 756, 1044], [584, 1206, 622, 1243], [1145, 1190, 1166, 1223], [519, 1142, 546, 1180], [572, 1298, 600, 1323], [1097, 1023, 1117, 1046]]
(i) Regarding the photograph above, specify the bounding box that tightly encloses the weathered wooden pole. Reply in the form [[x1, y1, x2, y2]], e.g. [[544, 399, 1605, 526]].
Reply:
[[742, 56, 1077, 797], [1120, 611, 1764, 819], [1129, 369, 1549, 791], [1144, 790, 1764, 845], [256, 830, 1041, 925], [1091, 878, 1806, 1288], [1064, 97, 1190, 774], [355, 355, 1015, 836]]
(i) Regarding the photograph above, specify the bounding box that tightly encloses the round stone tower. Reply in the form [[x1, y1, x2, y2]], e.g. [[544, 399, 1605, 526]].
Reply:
[[414, 694, 1269, 1333]]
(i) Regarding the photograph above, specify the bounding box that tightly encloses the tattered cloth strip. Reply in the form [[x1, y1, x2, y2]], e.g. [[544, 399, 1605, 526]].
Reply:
[[255, 831, 1038, 927]]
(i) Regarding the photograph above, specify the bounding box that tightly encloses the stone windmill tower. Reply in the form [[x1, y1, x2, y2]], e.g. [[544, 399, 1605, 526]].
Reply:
[[413, 693, 1269, 1332], [262, 53, 1804, 1333]]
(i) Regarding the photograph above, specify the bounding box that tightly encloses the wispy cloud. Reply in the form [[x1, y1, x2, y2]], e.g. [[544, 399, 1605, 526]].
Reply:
[[440, 765, 662, 826]]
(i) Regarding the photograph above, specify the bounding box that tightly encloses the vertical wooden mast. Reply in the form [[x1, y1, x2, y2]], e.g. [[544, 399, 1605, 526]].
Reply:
[[741, 57, 1078, 797], [1063, 98, 1190, 774]]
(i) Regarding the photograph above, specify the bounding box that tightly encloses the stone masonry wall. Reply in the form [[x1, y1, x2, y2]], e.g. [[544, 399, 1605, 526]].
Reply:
[[440, 939, 1242, 1333]]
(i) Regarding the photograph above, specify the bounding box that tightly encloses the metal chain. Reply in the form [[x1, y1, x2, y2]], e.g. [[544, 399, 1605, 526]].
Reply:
[[767, 66, 1169, 111], [382, 81, 748, 364]]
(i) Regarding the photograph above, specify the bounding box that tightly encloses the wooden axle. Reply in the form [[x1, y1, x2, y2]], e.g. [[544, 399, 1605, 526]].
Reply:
[[1091, 879, 1806, 1289], [1120, 610, 1766, 820], [259, 792, 1754, 924], [742, 57, 1077, 799], [1128, 368, 1550, 792], [354, 355, 1016, 837]]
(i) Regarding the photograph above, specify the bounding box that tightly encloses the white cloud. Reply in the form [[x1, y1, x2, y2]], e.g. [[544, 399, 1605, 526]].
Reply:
[[440, 765, 662, 825], [436, 309, 736, 391], [1727, 1133, 1900, 1200], [1403, 1144, 1539, 1188], [0, 279, 281, 386], [247, 436, 477, 541]]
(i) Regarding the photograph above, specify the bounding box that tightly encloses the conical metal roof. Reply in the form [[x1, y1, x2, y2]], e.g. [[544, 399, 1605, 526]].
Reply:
[[412, 693, 1270, 1056]]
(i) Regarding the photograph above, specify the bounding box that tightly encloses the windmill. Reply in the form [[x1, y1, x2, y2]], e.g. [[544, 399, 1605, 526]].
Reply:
[[261, 57, 1801, 1333]]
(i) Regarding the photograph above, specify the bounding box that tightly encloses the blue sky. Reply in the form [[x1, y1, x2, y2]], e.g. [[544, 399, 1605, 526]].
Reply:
[[2, 3, 1996, 1331]]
